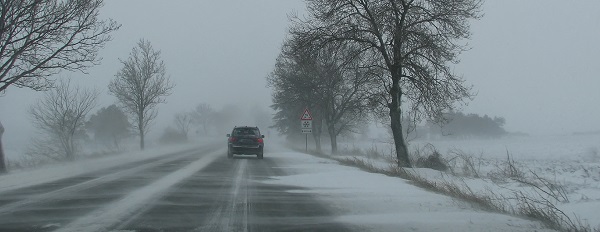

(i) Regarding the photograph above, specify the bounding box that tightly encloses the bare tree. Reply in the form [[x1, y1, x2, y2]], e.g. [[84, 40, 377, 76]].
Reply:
[[174, 112, 193, 140], [0, 0, 118, 172], [268, 44, 326, 152], [191, 103, 214, 136], [29, 79, 99, 160], [291, 0, 482, 166], [0, 0, 120, 92], [317, 43, 376, 154], [269, 37, 376, 154], [108, 39, 174, 150], [0, 121, 5, 173], [252, 107, 273, 137]]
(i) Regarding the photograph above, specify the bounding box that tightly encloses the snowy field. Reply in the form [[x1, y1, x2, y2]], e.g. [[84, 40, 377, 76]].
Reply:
[[336, 134, 600, 231]]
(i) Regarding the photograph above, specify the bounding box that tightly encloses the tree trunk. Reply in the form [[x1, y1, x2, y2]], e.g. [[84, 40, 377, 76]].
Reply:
[[327, 123, 338, 154], [389, 76, 411, 167], [69, 137, 76, 160], [313, 118, 323, 152], [60, 136, 73, 161], [312, 134, 321, 153], [66, 137, 75, 161], [113, 135, 120, 151], [139, 128, 145, 150], [330, 133, 338, 154], [0, 121, 7, 173], [138, 113, 145, 150]]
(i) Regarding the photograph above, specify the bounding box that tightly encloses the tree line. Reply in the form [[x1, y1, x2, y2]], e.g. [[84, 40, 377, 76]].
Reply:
[[269, 0, 483, 167], [0, 0, 485, 172], [0, 0, 120, 172], [409, 112, 507, 139], [0, 0, 181, 172], [158, 103, 272, 145], [25, 39, 173, 163]]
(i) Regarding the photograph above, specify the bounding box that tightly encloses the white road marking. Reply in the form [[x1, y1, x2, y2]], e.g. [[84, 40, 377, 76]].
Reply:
[[0, 150, 199, 215], [55, 148, 225, 232]]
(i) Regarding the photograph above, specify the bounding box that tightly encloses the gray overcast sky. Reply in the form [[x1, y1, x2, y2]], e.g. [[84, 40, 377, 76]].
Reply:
[[456, 0, 600, 135], [1, 0, 600, 151]]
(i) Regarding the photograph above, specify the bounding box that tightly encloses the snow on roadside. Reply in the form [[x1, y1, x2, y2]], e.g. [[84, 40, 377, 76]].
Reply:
[[334, 134, 600, 231], [262, 146, 556, 232], [0, 140, 217, 193]]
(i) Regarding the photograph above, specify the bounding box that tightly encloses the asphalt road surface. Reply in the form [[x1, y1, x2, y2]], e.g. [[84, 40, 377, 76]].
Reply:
[[0, 144, 350, 232]]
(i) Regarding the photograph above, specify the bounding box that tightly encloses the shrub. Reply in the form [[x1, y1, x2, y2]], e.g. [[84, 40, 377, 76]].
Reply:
[[446, 149, 482, 178], [415, 150, 448, 171]]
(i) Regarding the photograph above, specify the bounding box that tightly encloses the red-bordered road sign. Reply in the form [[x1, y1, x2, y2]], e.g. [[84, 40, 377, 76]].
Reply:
[[300, 108, 313, 120]]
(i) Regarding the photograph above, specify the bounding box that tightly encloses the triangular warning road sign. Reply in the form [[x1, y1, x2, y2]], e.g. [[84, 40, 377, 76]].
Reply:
[[300, 108, 313, 120]]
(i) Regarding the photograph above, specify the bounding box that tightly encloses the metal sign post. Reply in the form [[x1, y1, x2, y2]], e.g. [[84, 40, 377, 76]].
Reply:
[[300, 108, 313, 152]]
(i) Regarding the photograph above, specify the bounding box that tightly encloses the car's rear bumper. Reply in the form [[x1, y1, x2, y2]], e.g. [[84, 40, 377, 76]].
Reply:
[[229, 145, 263, 154]]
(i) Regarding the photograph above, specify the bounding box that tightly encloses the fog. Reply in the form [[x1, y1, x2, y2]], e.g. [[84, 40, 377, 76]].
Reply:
[[455, 0, 600, 135], [1, 0, 600, 155]]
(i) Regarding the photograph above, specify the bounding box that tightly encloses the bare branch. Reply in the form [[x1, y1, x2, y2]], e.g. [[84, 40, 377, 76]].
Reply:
[[0, 0, 120, 92], [108, 39, 174, 150], [174, 112, 193, 139], [290, 0, 482, 167], [28, 78, 98, 160]]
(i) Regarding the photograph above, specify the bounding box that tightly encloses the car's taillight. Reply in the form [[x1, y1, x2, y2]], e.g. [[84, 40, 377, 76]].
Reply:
[[257, 138, 263, 143], [228, 137, 236, 142]]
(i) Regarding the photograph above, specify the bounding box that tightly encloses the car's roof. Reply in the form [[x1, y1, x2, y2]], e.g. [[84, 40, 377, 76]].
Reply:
[[234, 126, 259, 129]]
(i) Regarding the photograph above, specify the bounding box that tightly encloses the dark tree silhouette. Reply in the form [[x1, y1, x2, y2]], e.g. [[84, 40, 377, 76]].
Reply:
[[428, 112, 507, 138], [0, 0, 119, 173], [109, 39, 174, 150], [269, 37, 375, 154], [291, 0, 482, 166], [29, 80, 98, 160], [191, 103, 214, 136], [174, 112, 193, 140], [0, 0, 120, 92], [0, 121, 5, 173], [87, 104, 131, 149]]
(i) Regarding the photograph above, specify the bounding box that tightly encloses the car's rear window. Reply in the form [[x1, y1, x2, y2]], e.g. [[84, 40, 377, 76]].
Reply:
[[233, 128, 259, 136]]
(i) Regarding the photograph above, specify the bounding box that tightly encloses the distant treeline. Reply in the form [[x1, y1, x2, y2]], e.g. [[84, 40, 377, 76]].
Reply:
[[410, 112, 507, 139]]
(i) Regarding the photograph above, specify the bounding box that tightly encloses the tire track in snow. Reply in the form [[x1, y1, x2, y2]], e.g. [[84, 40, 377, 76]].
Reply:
[[199, 158, 249, 232], [229, 159, 250, 232], [0, 145, 213, 194], [0, 149, 201, 215], [54, 148, 225, 232]]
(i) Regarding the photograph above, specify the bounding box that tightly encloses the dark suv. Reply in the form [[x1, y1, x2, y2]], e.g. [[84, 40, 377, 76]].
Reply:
[[227, 126, 264, 159]]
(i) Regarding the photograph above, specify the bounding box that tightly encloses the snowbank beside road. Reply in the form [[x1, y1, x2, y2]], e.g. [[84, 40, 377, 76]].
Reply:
[[262, 146, 556, 232], [332, 134, 600, 231]]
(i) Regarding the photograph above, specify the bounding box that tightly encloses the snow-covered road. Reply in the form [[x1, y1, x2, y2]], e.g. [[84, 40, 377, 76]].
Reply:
[[0, 141, 556, 231], [0, 143, 347, 231]]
